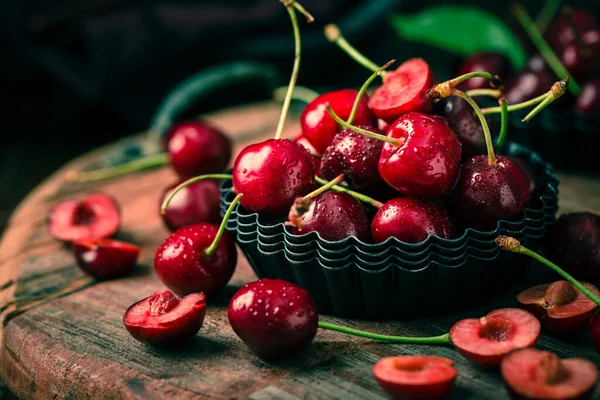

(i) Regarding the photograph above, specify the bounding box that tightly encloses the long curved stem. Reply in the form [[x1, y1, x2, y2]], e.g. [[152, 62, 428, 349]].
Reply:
[[324, 24, 384, 76], [481, 92, 549, 115], [67, 153, 169, 183], [453, 90, 495, 166], [522, 78, 569, 122], [466, 89, 503, 99], [318, 321, 451, 344], [347, 59, 395, 125], [161, 173, 233, 214], [449, 72, 502, 89], [205, 193, 242, 257], [326, 105, 399, 145], [496, 98, 509, 150], [315, 176, 383, 208]]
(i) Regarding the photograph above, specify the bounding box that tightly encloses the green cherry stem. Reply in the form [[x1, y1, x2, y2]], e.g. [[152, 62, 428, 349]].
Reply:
[[67, 153, 169, 183], [204, 193, 243, 257], [496, 236, 600, 307], [302, 174, 344, 200], [465, 88, 503, 99], [522, 77, 569, 122], [347, 59, 395, 125], [161, 173, 233, 214], [273, 85, 320, 104], [314, 176, 384, 208], [326, 104, 400, 146], [324, 24, 384, 76], [427, 73, 502, 101], [511, 3, 580, 95], [496, 98, 509, 150], [318, 321, 452, 344], [481, 92, 549, 115]]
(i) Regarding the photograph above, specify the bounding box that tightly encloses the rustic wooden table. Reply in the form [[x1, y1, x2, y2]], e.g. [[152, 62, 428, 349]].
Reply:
[[1, 102, 599, 400]]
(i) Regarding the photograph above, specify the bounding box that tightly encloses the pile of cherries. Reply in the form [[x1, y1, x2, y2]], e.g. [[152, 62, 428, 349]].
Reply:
[[46, 1, 600, 399]]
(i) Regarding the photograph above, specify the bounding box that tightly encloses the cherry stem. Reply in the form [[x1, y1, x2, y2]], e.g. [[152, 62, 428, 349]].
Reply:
[[347, 59, 395, 125], [496, 98, 509, 150], [535, 0, 562, 33], [160, 173, 233, 214], [324, 24, 384, 76], [273, 85, 319, 104], [449, 72, 502, 89], [302, 174, 344, 200], [481, 92, 548, 115], [522, 77, 569, 122], [314, 176, 383, 209], [453, 89, 495, 166], [496, 236, 600, 307], [275, 2, 310, 140], [205, 193, 243, 257], [67, 153, 169, 183], [318, 321, 451, 344], [466, 88, 503, 99], [511, 3, 580, 95], [284, 0, 314, 22], [326, 104, 400, 146]]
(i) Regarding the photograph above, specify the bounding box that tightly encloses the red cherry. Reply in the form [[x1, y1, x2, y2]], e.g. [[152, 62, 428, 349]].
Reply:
[[232, 139, 316, 216], [378, 112, 462, 199], [293, 134, 321, 170], [167, 121, 232, 178], [560, 29, 600, 82], [369, 58, 435, 123], [159, 179, 221, 232], [371, 198, 455, 244], [123, 290, 206, 347], [373, 356, 457, 400], [74, 238, 139, 280], [228, 278, 318, 360], [577, 78, 600, 115], [547, 10, 598, 50], [504, 70, 556, 105], [154, 223, 237, 297], [300, 89, 376, 153], [457, 52, 512, 90]]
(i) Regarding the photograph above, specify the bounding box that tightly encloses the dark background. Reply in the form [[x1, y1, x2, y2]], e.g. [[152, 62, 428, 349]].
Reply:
[[0, 0, 596, 235]]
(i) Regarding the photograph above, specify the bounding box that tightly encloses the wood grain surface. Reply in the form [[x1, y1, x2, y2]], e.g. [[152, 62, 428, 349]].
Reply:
[[1, 102, 599, 400]]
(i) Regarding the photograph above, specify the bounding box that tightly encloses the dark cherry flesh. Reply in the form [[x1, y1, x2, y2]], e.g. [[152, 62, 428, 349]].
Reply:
[[160, 179, 221, 232], [301, 89, 376, 153], [289, 191, 371, 242], [457, 52, 512, 90], [501, 348, 598, 400], [547, 10, 598, 50], [378, 112, 462, 199], [577, 78, 600, 115], [589, 310, 600, 353], [74, 238, 139, 280], [294, 134, 321, 170], [450, 308, 541, 367], [48, 193, 120, 242], [560, 29, 600, 82], [154, 223, 237, 297], [123, 290, 206, 347], [167, 121, 232, 178], [373, 356, 457, 400], [543, 212, 600, 281], [449, 155, 530, 230], [228, 278, 318, 360], [517, 280, 600, 335], [232, 139, 316, 216], [318, 126, 384, 189], [369, 58, 435, 123], [371, 198, 455, 244]]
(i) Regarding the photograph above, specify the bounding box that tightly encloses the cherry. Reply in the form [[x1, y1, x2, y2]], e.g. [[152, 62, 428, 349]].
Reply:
[[318, 126, 384, 189], [373, 356, 457, 400], [166, 121, 232, 179], [371, 198, 455, 244], [48, 193, 120, 242], [159, 178, 221, 232], [300, 89, 375, 153], [123, 290, 206, 347], [576, 78, 600, 115], [560, 28, 600, 82], [501, 348, 598, 400], [457, 52, 512, 91], [378, 112, 462, 199], [503, 70, 556, 105], [526, 53, 550, 73], [293, 134, 321, 169], [589, 310, 600, 352], [228, 278, 318, 360], [543, 212, 600, 281], [73, 238, 139, 280], [517, 280, 600, 335], [547, 9, 598, 50], [449, 308, 541, 368]]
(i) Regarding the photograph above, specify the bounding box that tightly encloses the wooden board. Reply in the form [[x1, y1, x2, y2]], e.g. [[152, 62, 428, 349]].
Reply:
[[1, 102, 600, 400]]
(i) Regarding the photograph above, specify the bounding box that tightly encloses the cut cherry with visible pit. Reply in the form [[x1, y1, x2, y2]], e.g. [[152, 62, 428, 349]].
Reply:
[[123, 290, 206, 347], [74, 238, 139, 280]]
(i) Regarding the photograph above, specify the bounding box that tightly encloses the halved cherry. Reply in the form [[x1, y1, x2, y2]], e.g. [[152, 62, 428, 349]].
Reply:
[[123, 290, 206, 347], [369, 58, 435, 123], [449, 308, 541, 367], [373, 356, 457, 400], [48, 193, 120, 242], [74, 238, 140, 280], [501, 348, 598, 400]]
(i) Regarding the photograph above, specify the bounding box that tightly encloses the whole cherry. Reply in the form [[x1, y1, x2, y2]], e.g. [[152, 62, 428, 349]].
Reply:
[[159, 179, 221, 232], [74, 238, 139, 280], [559, 28, 600, 82], [503, 70, 556, 105], [457, 52, 512, 91], [576, 78, 600, 115], [293, 134, 321, 170], [547, 9, 598, 50]]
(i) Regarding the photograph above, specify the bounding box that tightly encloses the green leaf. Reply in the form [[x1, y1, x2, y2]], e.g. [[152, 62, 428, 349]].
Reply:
[[389, 6, 527, 70]]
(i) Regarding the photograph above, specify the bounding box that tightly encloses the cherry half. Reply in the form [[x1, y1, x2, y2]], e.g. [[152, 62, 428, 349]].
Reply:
[[501, 348, 598, 400], [373, 356, 457, 400], [123, 290, 206, 347], [74, 238, 139, 280], [48, 193, 120, 242]]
